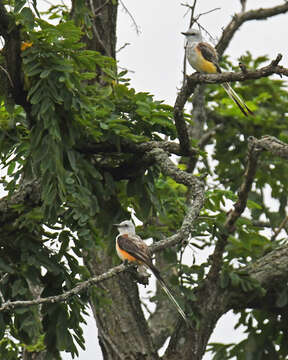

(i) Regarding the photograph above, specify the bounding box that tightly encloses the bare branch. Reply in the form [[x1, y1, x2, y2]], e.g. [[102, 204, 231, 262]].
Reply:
[[0, 64, 13, 87], [119, 0, 141, 35], [197, 124, 223, 149], [272, 214, 288, 241], [249, 135, 288, 160], [245, 243, 288, 289], [0, 263, 127, 312], [186, 54, 287, 87], [116, 42, 130, 53], [216, 3, 288, 56], [148, 148, 205, 253]]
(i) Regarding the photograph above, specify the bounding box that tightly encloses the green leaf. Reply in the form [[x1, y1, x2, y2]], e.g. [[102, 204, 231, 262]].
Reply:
[[20, 7, 35, 29], [246, 200, 262, 210], [14, 0, 26, 13]]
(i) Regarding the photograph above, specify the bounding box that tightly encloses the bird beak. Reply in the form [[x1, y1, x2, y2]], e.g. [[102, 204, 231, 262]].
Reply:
[[181, 32, 188, 36], [113, 223, 120, 227]]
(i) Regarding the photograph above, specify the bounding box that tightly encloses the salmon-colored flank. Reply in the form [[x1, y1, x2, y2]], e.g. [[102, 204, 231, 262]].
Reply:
[[117, 243, 138, 262]]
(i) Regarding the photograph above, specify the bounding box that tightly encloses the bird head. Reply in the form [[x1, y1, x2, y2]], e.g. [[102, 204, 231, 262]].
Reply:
[[113, 220, 136, 236], [181, 28, 202, 42]]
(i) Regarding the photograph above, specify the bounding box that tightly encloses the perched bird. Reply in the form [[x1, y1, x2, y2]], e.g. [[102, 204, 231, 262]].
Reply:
[[182, 28, 253, 117], [114, 220, 189, 325]]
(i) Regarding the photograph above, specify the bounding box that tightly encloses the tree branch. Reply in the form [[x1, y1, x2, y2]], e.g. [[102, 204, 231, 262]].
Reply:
[[216, 2, 288, 56], [186, 54, 286, 87], [208, 137, 261, 280], [148, 148, 205, 253], [77, 139, 198, 157], [0, 263, 127, 312], [249, 135, 288, 160]]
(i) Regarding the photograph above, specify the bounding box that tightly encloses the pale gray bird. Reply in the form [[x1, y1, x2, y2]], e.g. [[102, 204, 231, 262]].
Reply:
[[114, 220, 189, 325], [182, 28, 253, 116]]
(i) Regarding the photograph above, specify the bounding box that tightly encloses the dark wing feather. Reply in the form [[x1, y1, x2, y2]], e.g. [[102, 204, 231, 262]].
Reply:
[[198, 42, 221, 73], [117, 235, 151, 265]]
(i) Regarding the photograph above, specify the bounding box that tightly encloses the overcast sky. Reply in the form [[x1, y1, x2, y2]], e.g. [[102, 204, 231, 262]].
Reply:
[[25, 1, 288, 359]]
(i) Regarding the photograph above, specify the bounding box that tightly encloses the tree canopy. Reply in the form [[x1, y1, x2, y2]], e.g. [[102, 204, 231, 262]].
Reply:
[[1, 1, 288, 359]]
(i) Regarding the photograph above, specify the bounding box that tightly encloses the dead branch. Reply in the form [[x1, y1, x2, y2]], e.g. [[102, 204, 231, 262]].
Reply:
[[216, 2, 288, 56]]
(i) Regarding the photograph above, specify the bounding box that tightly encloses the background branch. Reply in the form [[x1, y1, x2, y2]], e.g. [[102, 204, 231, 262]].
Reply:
[[208, 137, 261, 280], [216, 2, 288, 56]]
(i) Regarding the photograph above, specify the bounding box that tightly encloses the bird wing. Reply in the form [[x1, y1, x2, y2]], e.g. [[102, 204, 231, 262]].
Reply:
[[197, 42, 221, 73], [117, 235, 151, 265]]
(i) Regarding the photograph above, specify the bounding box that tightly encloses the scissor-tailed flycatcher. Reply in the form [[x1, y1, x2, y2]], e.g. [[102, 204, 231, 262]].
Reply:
[[114, 220, 188, 324], [182, 28, 253, 117]]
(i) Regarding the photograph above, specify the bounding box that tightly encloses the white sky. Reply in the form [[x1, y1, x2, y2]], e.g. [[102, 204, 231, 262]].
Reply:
[[1, 0, 286, 359]]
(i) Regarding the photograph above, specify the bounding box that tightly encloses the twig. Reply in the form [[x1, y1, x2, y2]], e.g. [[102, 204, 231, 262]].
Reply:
[[116, 42, 130, 53], [272, 215, 288, 241], [94, 0, 110, 17], [88, 0, 110, 56], [120, 0, 141, 35], [0, 64, 13, 87], [181, 2, 219, 83], [197, 124, 223, 149], [197, 7, 221, 18]]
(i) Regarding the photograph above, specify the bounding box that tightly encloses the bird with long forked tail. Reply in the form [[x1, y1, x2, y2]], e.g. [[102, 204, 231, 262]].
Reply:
[[182, 27, 253, 117], [114, 220, 189, 325]]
